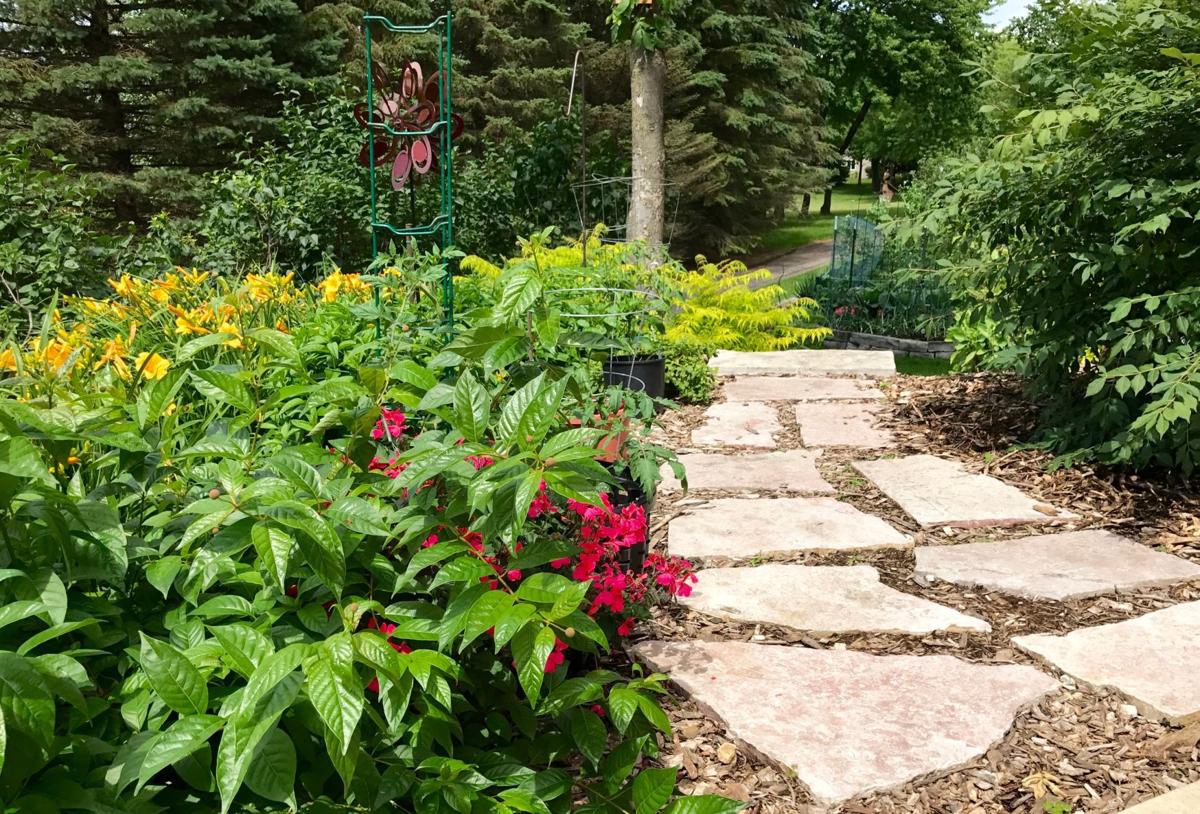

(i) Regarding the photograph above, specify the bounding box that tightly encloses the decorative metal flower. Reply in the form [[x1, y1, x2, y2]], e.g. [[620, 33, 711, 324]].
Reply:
[[355, 59, 464, 190]]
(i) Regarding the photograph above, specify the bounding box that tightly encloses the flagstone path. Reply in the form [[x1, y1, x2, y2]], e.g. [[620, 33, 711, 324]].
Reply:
[[643, 348, 1200, 811]]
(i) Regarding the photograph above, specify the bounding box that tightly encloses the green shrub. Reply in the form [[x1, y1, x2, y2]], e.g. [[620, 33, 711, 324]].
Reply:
[[662, 344, 716, 404], [900, 0, 1200, 471], [0, 263, 730, 813]]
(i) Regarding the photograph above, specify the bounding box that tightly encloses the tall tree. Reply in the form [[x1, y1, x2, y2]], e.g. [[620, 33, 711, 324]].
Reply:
[[0, 0, 341, 222], [811, 0, 990, 211]]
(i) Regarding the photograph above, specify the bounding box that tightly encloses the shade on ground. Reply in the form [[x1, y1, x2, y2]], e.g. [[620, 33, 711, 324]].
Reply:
[[668, 497, 909, 559], [681, 563, 990, 634], [658, 450, 833, 494], [916, 530, 1200, 600], [691, 401, 780, 448], [633, 640, 1056, 805], [722, 376, 882, 402], [1123, 782, 1200, 813], [854, 454, 1075, 528], [1014, 601, 1200, 721], [709, 349, 896, 378], [796, 402, 894, 448]]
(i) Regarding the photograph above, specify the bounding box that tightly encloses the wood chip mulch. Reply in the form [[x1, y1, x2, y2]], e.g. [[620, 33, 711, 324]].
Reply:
[[636, 373, 1200, 813]]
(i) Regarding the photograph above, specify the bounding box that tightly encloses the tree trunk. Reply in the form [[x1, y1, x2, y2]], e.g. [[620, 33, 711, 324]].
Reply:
[[628, 45, 666, 250], [820, 96, 873, 216], [801, 193, 811, 216]]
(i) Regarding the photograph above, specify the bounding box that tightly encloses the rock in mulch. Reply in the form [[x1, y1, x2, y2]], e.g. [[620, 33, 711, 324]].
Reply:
[[658, 450, 833, 494], [1015, 600, 1200, 721], [1123, 782, 1200, 813], [796, 402, 894, 448], [692, 402, 781, 449], [854, 453, 1076, 528], [916, 530, 1200, 601], [681, 563, 990, 635], [632, 640, 1056, 806], [668, 497, 909, 560], [723, 376, 883, 402], [709, 349, 896, 378]]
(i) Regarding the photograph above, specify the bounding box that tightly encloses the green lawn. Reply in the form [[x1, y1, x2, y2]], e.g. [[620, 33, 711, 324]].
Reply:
[[895, 355, 952, 376], [757, 182, 884, 255]]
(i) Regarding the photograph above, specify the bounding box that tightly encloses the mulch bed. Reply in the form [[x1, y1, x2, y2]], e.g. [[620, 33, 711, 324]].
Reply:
[[637, 373, 1200, 813]]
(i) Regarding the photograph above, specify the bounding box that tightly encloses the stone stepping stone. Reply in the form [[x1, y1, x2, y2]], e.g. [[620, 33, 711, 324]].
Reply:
[[682, 563, 990, 634], [1123, 782, 1200, 814], [1014, 601, 1200, 721], [916, 530, 1200, 600], [796, 402, 894, 448], [723, 376, 882, 402], [659, 450, 833, 494], [668, 497, 909, 559], [691, 401, 780, 448], [854, 454, 1075, 528], [709, 349, 896, 378], [633, 640, 1056, 805]]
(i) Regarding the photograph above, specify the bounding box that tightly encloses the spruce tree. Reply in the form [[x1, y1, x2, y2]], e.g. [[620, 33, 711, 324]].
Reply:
[[0, 0, 342, 222]]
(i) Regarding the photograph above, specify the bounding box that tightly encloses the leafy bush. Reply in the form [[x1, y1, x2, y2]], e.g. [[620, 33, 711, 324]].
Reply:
[[0, 262, 732, 813], [662, 259, 830, 351], [0, 143, 131, 331], [815, 271, 953, 341], [662, 344, 716, 404], [900, 1, 1200, 471]]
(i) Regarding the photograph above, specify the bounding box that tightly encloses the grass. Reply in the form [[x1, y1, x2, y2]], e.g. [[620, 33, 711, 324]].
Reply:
[[756, 182, 883, 255], [895, 356, 952, 376]]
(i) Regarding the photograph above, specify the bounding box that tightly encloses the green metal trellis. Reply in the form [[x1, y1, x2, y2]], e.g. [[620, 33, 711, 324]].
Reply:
[[362, 12, 456, 329]]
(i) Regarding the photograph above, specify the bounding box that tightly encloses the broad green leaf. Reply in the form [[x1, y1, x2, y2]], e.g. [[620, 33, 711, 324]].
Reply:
[[633, 767, 677, 814], [251, 523, 294, 593], [192, 369, 254, 413], [0, 600, 47, 632], [0, 652, 54, 753], [662, 795, 745, 814], [139, 633, 209, 715], [567, 708, 606, 767], [237, 644, 308, 717], [16, 618, 98, 656], [511, 624, 555, 703], [267, 453, 326, 500], [145, 556, 182, 598], [244, 727, 297, 805], [217, 711, 279, 813], [302, 634, 363, 755], [453, 372, 490, 442], [608, 687, 639, 733], [326, 496, 391, 537], [136, 714, 223, 792], [262, 501, 345, 595], [210, 624, 273, 678]]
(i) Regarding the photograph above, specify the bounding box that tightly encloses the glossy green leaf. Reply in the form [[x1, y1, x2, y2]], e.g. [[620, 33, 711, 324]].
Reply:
[[139, 633, 209, 715]]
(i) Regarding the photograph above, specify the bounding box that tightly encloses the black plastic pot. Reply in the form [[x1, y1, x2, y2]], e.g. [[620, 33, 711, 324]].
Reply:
[[601, 355, 665, 398], [606, 469, 652, 573]]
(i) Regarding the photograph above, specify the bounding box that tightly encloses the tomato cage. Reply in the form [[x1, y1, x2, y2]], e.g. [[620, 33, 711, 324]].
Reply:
[[358, 12, 462, 330]]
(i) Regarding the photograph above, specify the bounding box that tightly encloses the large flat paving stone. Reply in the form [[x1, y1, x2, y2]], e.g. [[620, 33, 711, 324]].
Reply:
[[668, 497, 909, 560], [854, 454, 1075, 528], [1123, 782, 1200, 813], [682, 563, 990, 634], [633, 640, 1056, 805], [709, 349, 896, 378], [659, 450, 833, 493], [796, 402, 894, 448], [1014, 601, 1200, 720], [916, 530, 1200, 600], [691, 401, 780, 448], [723, 376, 882, 402]]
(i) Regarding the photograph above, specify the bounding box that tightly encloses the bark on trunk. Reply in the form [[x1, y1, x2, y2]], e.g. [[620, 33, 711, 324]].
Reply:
[[628, 45, 666, 250], [820, 96, 873, 216], [801, 193, 811, 216]]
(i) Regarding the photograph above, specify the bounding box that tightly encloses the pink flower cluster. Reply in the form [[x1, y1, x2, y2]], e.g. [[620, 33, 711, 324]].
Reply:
[[372, 407, 407, 441]]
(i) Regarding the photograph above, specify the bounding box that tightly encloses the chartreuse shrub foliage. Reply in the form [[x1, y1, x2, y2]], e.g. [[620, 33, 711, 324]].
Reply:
[[0, 260, 731, 813], [901, 0, 1200, 471]]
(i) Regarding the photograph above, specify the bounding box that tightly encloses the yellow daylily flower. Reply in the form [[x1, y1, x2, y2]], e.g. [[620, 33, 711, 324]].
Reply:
[[217, 322, 243, 349], [175, 313, 210, 336], [94, 336, 131, 379], [180, 268, 210, 287], [134, 352, 171, 381], [0, 348, 18, 372]]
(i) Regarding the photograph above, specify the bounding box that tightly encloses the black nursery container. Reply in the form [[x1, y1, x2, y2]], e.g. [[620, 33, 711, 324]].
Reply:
[[601, 355, 665, 398]]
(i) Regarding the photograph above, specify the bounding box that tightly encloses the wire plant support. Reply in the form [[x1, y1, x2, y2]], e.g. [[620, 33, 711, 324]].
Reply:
[[361, 12, 457, 331]]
